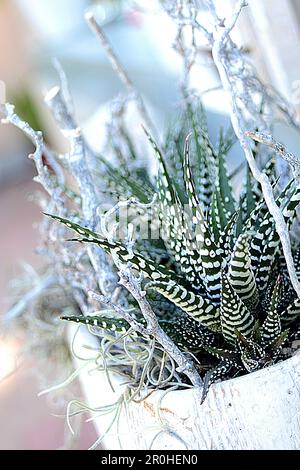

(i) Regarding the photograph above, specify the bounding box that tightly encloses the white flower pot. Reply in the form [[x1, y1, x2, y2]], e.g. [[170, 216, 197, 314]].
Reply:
[[70, 325, 300, 450]]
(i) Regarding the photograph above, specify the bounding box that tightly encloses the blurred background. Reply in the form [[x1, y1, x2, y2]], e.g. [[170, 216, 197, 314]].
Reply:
[[1, 0, 300, 450]]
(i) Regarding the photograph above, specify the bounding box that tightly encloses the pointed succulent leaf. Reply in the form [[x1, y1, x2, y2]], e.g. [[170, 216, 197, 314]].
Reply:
[[220, 273, 255, 345], [250, 155, 276, 204], [160, 315, 215, 350], [201, 360, 238, 404], [96, 156, 153, 203], [239, 164, 256, 225], [245, 164, 256, 217], [144, 128, 185, 248], [45, 213, 103, 239], [217, 126, 236, 158], [254, 184, 300, 291], [252, 320, 261, 343], [46, 213, 182, 284], [218, 210, 239, 261], [209, 189, 229, 241], [261, 276, 281, 345], [49, 213, 220, 331], [61, 313, 215, 351], [202, 345, 240, 363], [254, 240, 280, 293], [268, 329, 289, 352], [147, 279, 220, 331], [243, 197, 267, 234], [236, 332, 269, 372], [209, 145, 235, 237], [61, 314, 130, 334], [241, 176, 280, 236], [186, 101, 215, 211], [228, 233, 259, 311], [182, 135, 224, 302], [293, 248, 300, 277], [216, 149, 235, 218], [145, 129, 201, 285], [250, 179, 295, 273], [281, 296, 300, 325]]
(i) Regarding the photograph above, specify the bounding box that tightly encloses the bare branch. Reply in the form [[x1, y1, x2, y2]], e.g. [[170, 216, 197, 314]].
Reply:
[[245, 131, 300, 180], [84, 11, 158, 140], [44, 87, 119, 296], [91, 265, 203, 388], [119, 266, 203, 387], [203, 1, 300, 298], [226, 0, 247, 34], [0, 103, 63, 205], [52, 58, 74, 116], [88, 290, 149, 336], [85, 12, 134, 97], [44, 86, 77, 131], [161, 2, 212, 42]]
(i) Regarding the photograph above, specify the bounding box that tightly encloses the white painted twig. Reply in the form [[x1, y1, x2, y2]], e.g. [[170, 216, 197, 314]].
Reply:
[[245, 131, 300, 181], [120, 267, 202, 387], [203, 1, 300, 298], [44, 87, 119, 297], [0, 103, 94, 315], [88, 290, 149, 337], [52, 57, 74, 116], [84, 11, 158, 140], [90, 265, 203, 388], [0, 103, 64, 207]]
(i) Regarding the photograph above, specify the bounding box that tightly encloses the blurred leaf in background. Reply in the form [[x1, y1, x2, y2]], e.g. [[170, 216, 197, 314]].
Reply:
[[10, 86, 47, 138]]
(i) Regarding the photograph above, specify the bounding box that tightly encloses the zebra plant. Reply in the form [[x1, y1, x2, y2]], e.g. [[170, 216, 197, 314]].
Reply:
[[48, 105, 300, 400]]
